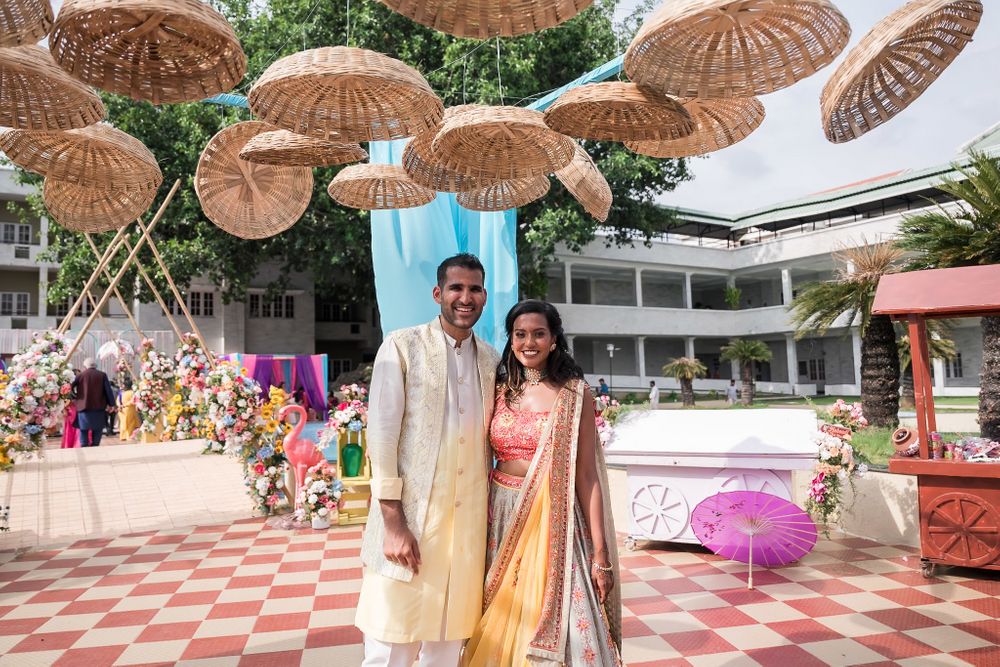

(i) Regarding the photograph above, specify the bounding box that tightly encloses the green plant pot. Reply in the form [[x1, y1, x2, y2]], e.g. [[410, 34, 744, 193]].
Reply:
[[342, 442, 363, 478]]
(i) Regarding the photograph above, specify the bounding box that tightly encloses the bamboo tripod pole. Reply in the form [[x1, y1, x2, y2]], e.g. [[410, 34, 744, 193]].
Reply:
[[64, 180, 180, 361], [57, 226, 129, 333], [118, 237, 185, 342], [133, 217, 217, 370], [83, 233, 146, 340]]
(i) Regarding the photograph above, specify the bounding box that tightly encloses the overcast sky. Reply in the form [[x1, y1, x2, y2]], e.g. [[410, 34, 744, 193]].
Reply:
[[614, 1, 1000, 214]]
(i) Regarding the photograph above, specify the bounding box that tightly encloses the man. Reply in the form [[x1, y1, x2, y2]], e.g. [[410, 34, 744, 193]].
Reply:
[[649, 380, 660, 410], [72, 358, 116, 447], [356, 253, 500, 666], [597, 378, 610, 397], [726, 379, 739, 405]]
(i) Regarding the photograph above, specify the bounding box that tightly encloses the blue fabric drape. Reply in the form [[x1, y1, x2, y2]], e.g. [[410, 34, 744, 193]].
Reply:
[[369, 140, 518, 350]]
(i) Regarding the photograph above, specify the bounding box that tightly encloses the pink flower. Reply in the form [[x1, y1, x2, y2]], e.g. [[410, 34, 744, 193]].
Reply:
[[255, 463, 265, 475]]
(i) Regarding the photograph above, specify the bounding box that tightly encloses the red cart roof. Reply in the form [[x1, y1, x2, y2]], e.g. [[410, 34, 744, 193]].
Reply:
[[872, 264, 1000, 318]]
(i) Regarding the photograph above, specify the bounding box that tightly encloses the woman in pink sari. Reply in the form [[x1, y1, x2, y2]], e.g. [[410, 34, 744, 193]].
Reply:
[[61, 369, 80, 449], [464, 300, 622, 666]]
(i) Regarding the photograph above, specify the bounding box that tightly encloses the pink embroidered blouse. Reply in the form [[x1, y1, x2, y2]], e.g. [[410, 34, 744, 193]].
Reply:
[[489, 399, 549, 462]]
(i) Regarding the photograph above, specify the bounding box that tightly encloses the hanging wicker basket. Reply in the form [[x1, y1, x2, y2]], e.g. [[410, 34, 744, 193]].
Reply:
[[249, 46, 444, 142], [195, 121, 313, 240], [49, 0, 247, 104], [0, 0, 53, 47], [328, 163, 436, 210], [821, 0, 983, 144], [375, 0, 593, 39], [544, 82, 695, 142], [625, 97, 765, 158], [0, 123, 162, 192], [457, 176, 551, 211], [625, 0, 851, 98], [0, 45, 105, 130], [431, 105, 575, 181], [44, 178, 156, 232], [239, 130, 368, 167], [555, 144, 611, 222], [402, 105, 494, 193]]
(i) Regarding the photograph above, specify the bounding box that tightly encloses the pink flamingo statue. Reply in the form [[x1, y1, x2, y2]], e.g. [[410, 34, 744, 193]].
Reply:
[[279, 405, 324, 510]]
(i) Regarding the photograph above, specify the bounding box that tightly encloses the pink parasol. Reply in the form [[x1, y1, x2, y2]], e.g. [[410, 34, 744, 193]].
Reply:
[[691, 491, 817, 589]]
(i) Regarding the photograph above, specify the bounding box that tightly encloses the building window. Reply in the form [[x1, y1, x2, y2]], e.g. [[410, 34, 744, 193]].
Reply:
[[55, 296, 94, 318], [806, 358, 826, 382], [317, 300, 356, 322], [249, 294, 259, 318], [166, 291, 214, 317], [1, 223, 31, 245], [946, 353, 963, 379], [249, 293, 294, 319], [0, 292, 29, 316], [203, 292, 214, 317], [330, 358, 353, 379]]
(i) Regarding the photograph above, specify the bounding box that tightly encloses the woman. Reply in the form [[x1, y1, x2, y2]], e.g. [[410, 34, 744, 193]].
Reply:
[[464, 300, 622, 666], [61, 369, 81, 449], [118, 379, 140, 440]]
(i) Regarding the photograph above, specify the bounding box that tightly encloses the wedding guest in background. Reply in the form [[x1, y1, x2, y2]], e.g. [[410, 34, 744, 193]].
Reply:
[[61, 369, 81, 449], [118, 379, 140, 440], [649, 380, 660, 410], [72, 359, 116, 447]]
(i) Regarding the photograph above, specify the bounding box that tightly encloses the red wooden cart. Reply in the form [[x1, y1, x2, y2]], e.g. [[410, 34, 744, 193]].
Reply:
[[872, 265, 1000, 577]]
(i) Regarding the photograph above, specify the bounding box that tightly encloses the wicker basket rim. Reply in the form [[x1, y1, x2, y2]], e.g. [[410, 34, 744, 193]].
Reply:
[[0, 122, 160, 173], [55, 0, 240, 41], [254, 46, 434, 94]]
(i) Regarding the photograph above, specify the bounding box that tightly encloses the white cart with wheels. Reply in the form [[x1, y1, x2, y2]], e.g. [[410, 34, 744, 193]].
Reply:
[[605, 409, 817, 550]]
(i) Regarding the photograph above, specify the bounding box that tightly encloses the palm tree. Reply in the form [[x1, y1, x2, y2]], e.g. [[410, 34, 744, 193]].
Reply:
[[790, 242, 904, 428], [896, 151, 1000, 438], [720, 339, 773, 405], [662, 357, 707, 407], [897, 322, 957, 409]]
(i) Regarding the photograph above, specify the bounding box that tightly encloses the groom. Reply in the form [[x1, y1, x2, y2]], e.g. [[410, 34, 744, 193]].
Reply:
[[356, 253, 500, 666]]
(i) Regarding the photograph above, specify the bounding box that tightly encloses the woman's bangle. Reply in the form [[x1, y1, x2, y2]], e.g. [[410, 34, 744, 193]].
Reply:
[[591, 561, 613, 573]]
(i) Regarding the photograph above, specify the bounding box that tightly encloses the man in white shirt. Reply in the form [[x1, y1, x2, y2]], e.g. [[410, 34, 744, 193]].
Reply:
[[726, 379, 739, 405], [648, 380, 660, 410], [356, 254, 500, 667]]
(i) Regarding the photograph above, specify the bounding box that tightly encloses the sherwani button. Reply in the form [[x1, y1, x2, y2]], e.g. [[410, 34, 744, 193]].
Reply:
[[458, 377, 464, 384], [455, 500, 462, 507]]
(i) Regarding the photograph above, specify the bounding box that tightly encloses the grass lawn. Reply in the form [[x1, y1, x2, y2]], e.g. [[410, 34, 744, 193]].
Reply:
[[762, 394, 978, 409], [849, 427, 974, 469]]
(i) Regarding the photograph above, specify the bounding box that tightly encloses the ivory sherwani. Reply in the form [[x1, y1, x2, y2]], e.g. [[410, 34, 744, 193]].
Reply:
[[356, 317, 499, 643]]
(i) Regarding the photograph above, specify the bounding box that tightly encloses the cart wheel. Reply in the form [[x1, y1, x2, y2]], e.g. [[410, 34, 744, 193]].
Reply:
[[920, 559, 936, 579], [624, 537, 638, 552]]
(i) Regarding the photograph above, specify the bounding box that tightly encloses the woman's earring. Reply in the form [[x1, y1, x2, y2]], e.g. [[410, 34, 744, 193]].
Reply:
[[550, 344, 556, 351]]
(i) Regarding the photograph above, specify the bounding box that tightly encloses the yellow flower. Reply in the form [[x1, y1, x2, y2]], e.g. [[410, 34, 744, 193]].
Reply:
[[275, 445, 283, 454]]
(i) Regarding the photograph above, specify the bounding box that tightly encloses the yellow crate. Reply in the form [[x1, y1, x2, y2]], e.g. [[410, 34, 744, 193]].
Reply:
[[338, 483, 371, 526]]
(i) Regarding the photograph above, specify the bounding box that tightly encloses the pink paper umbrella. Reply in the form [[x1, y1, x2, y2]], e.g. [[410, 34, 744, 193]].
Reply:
[[691, 491, 817, 590]]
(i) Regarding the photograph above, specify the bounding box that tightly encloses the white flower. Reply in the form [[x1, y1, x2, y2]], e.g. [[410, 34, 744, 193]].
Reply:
[[856, 463, 869, 477], [317, 507, 329, 517], [267, 466, 276, 475], [308, 493, 318, 504], [837, 469, 848, 481]]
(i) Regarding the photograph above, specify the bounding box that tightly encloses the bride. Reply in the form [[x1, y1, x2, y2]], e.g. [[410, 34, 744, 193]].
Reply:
[[463, 299, 622, 666]]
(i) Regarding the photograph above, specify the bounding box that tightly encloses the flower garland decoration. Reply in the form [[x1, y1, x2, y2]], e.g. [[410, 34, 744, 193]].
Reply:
[[0, 370, 12, 471], [594, 394, 622, 447], [806, 400, 871, 530], [163, 393, 199, 441], [171, 333, 209, 442], [0, 331, 74, 470], [174, 333, 209, 393], [317, 397, 367, 450], [295, 462, 344, 522], [339, 383, 368, 402], [202, 362, 263, 455], [135, 338, 175, 436], [236, 386, 290, 514]]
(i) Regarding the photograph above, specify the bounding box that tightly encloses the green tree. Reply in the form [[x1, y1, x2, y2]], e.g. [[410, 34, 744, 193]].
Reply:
[[897, 322, 957, 409], [23, 0, 691, 311], [895, 151, 1000, 438], [789, 243, 903, 428], [661, 357, 706, 407], [720, 339, 772, 405]]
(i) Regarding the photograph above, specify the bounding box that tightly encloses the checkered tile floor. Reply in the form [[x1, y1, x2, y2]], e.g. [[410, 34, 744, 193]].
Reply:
[[1, 520, 998, 667]]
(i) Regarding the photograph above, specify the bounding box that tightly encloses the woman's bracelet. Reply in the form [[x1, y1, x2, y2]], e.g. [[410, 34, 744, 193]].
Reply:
[[591, 561, 613, 573]]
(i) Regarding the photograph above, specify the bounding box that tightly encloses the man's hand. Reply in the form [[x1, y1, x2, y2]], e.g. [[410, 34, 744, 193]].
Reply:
[[379, 500, 421, 574]]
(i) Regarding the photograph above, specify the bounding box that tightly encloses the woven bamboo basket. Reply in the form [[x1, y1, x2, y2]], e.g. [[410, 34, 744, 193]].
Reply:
[[0, 123, 162, 191], [0, 45, 105, 130], [49, 0, 246, 104], [249, 47, 444, 142], [457, 176, 550, 211], [402, 105, 494, 192], [376, 0, 593, 38], [625, 0, 851, 98], [328, 163, 436, 210], [821, 0, 983, 143], [43, 178, 156, 232], [625, 97, 765, 158], [544, 82, 695, 142], [431, 105, 575, 180], [239, 130, 368, 167], [555, 144, 611, 222], [0, 0, 53, 47], [195, 122, 313, 240]]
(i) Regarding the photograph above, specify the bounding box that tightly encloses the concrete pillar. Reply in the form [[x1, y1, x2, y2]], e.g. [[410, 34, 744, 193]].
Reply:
[[37, 265, 47, 319], [39, 215, 49, 249], [845, 260, 856, 275], [635, 269, 643, 308], [727, 275, 736, 289], [730, 357, 740, 380], [852, 328, 863, 388], [781, 268, 793, 306], [566, 334, 575, 356], [683, 272, 693, 309], [785, 333, 798, 389], [563, 262, 573, 304], [685, 336, 696, 359], [933, 358, 946, 390], [637, 336, 647, 384]]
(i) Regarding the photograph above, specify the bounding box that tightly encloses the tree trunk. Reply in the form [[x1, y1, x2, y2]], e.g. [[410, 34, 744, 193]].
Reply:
[[741, 363, 753, 405], [681, 378, 695, 407], [979, 315, 1000, 440], [900, 366, 915, 409], [861, 314, 900, 428]]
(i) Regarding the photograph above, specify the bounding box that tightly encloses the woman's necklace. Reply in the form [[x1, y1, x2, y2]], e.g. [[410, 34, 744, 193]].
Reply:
[[524, 367, 547, 386]]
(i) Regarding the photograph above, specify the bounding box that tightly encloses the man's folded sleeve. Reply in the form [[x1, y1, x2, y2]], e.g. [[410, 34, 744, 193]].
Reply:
[[366, 339, 405, 500]]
